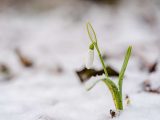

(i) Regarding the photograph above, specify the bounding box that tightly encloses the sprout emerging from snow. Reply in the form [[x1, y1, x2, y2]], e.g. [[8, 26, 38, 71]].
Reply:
[[85, 22, 132, 111]]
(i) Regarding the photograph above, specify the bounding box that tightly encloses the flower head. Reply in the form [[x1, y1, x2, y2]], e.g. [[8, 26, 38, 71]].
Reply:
[[85, 43, 94, 69]]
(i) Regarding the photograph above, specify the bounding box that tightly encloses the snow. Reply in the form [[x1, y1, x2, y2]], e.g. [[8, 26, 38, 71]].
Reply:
[[0, 0, 160, 120]]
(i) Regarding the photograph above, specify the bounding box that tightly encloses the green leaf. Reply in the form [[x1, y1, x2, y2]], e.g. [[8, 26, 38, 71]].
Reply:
[[118, 46, 132, 98], [103, 78, 123, 110]]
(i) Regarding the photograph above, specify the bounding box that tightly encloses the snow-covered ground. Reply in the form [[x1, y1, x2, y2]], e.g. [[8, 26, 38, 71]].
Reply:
[[0, 0, 160, 120]]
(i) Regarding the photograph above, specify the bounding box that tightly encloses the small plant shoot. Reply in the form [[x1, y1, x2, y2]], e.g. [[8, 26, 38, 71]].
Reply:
[[85, 22, 132, 111]]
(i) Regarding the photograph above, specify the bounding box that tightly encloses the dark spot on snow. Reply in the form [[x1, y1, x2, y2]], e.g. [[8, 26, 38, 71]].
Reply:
[[76, 66, 119, 83], [142, 80, 160, 94], [102, 54, 109, 60], [148, 62, 158, 73], [0, 64, 10, 74], [51, 65, 64, 75], [139, 60, 158, 73], [37, 115, 55, 120], [0, 63, 14, 81], [109, 109, 121, 118], [110, 109, 116, 118], [125, 95, 129, 99], [87, 0, 121, 6], [15, 48, 34, 68], [125, 94, 131, 105]]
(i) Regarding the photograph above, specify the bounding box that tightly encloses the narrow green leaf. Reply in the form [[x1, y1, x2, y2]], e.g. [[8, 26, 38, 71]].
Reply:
[[104, 78, 123, 110], [118, 46, 132, 98]]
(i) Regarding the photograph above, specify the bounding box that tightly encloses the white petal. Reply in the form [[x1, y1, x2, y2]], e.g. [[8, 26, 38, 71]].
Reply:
[[85, 49, 94, 69]]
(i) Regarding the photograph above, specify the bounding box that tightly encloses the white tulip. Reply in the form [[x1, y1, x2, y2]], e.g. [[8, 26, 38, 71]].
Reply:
[[86, 49, 94, 69]]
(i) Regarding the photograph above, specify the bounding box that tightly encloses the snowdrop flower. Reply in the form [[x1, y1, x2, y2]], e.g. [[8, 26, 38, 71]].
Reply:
[[84, 22, 132, 111], [85, 43, 94, 69]]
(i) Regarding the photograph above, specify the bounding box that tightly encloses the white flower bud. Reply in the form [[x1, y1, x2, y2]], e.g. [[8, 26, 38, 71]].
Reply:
[[86, 49, 94, 69]]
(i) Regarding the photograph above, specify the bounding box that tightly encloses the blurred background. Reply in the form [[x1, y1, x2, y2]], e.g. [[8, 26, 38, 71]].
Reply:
[[0, 0, 160, 120]]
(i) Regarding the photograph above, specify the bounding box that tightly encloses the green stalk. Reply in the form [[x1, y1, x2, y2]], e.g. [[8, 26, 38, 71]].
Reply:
[[94, 43, 108, 78]]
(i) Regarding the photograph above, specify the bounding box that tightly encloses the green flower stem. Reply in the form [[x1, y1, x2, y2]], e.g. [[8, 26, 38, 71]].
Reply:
[[94, 43, 108, 78]]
